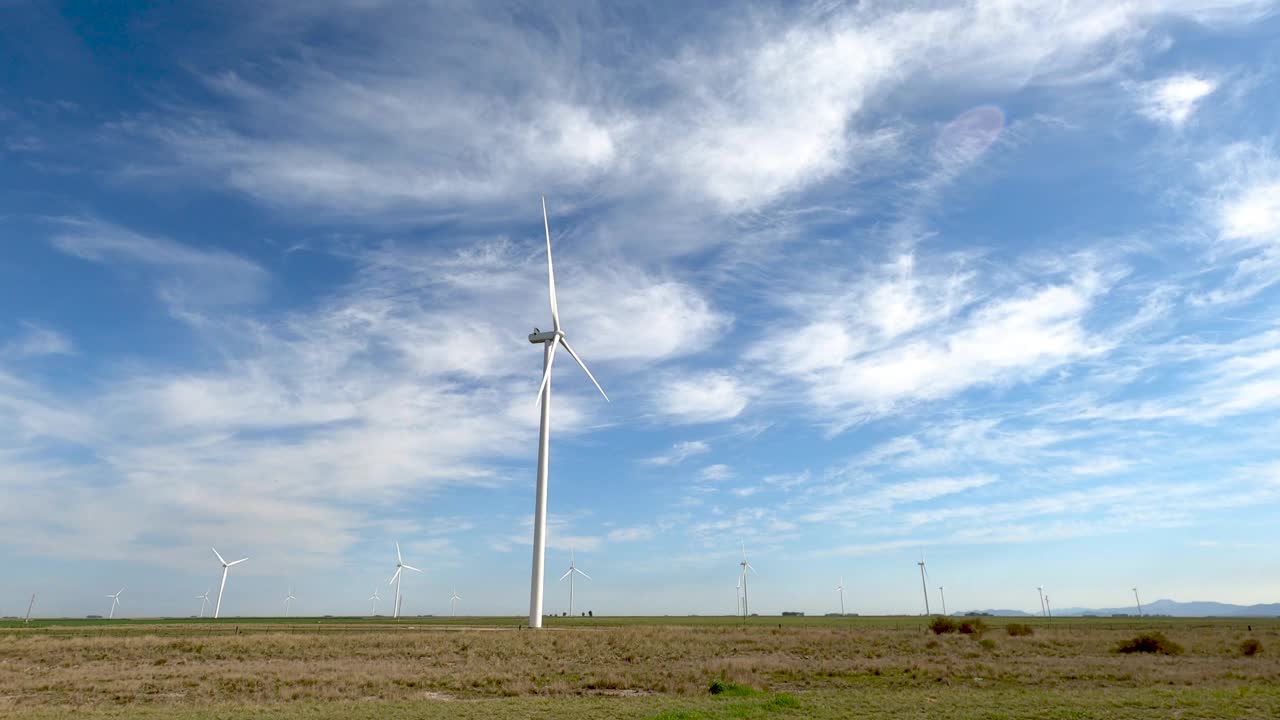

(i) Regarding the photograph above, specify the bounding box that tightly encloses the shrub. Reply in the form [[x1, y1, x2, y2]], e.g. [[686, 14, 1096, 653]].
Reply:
[[708, 679, 754, 696], [1241, 639, 1262, 656], [958, 618, 988, 636], [1115, 632, 1184, 655], [979, 638, 997, 651], [1006, 623, 1034, 637], [929, 616, 957, 634]]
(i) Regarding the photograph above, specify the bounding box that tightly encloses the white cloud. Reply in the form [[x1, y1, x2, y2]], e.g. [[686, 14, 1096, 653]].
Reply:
[[4, 324, 74, 357], [699, 464, 734, 481], [643, 440, 711, 466], [50, 218, 269, 306], [802, 474, 997, 524], [1138, 74, 1217, 126], [607, 526, 654, 542], [654, 371, 751, 424]]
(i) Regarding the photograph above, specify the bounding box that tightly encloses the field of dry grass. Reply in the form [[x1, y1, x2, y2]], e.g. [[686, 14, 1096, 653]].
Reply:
[[2, 617, 1277, 718]]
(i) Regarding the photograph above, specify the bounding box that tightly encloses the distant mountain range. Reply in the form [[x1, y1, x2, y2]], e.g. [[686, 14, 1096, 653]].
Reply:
[[964, 599, 1280, 618]]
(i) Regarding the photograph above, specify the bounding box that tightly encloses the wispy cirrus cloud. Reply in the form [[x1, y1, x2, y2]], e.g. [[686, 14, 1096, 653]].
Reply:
[[1137, 74, 1218, 127]]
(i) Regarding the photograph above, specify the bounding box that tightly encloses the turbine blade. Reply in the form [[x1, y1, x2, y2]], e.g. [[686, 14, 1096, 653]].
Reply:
[[542, 196, 560, 332], [534, 336, 559, 404], [559, 339, 609, 402], [396, 542, 402, 564], [402, 564, 421, 573], [576, 568, 592, 580], [559, 568, 573, 581], [389, 567, 402, 585], [229, 558, 248, 566], [747, 563, 757, 575], [212, 547, 226, 565]]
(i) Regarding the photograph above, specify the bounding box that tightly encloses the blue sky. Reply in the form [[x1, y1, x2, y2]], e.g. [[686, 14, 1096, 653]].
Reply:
[[3, 1, 1280, 619]]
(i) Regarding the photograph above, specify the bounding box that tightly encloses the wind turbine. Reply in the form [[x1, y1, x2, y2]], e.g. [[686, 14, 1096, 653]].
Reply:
[[388, 542, 420, 620], [836, 577, 846, 616], [25, 593, 35, 623], [739, 542, 757, 617], [212, 547, 248, 619], [560, 549, 591, 618], [1037, 586, 1046, 617], [1045, 595, 1053, 619], [735, 576, 742, 616], [1132, 587, 1143, 617], [939, 586, 947, 616], [105, 587, 124, 619], [450, 588, 462, 618], [283, 586, 296, 617], [196, 589, 211, 619], [917, 554, 931, 615], [369, 587, 381, 616], [526, 196, 610, 629]]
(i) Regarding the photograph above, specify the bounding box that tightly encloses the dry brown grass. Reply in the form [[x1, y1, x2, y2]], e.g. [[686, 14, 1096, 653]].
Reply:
[[1, 619, 1277, 713]]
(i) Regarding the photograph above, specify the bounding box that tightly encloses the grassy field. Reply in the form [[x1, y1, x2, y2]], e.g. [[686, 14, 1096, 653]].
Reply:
[[2, 616, 1276, 718]]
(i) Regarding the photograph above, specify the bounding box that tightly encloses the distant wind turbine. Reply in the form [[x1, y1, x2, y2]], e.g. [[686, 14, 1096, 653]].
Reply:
[[1133, 587, 1143, 617], [526, 196, 610, 629], [939, 586, 947, 616], [739, 542, 757, 617], [388, 542, 420, 620], [25, 593, 35, 623], [105, 587, 124, 619], [917, 554, 930, 615], [283, 586, 296, 617], [1037, 586, 1046, 617], [1045, 595, 1053, 619], [196, 589, 211, 618], [369, 587, 381, 616], [212, 547, 248, 619], [450, 588, 462, 618], [735, 576, 742, 616], [836, 577, 846, 616], [560, 550, 590, 617]]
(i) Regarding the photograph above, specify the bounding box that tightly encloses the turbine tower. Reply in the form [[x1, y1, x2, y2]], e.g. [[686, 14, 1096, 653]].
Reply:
[[527, 196, 610, 629], [105, 587, 124, 619], [939, 586, 947, 616], [196, 589, 211, 619], [283, 586, 296, 617], [1037, 586, 1046, 617], [25, 593, 35, 623], [212, 547, 248, 619], [369, 587, 381, 616], [1045, 595, 1053, 619], [739, 542, 757, 617], [1132, 587, 1143, 617], [450, 588, 462, 618], [735, 576, 742, 616], [560, 549, 591, 618], [836, 577, 846, 616], [917, 555, 930, 615], [388, 542, 420, 620]]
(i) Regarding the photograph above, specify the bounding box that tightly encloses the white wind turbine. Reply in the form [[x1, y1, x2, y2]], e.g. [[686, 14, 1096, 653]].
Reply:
[[739, 542, 757, 617], [369, 587, 381, 616], [836, 577, 846, 616], [560, 549, 591, 618], [917, 554, 931, 615], [283, 586, 296, 617], [735, 576, 743, 617], [939, 586, 948, 616], [212, 547, 248, 619], [196, 589, 211, 619], [105, 587, 124, 619], [1037, 586, 1046, 617], [388, 542, 420, 620], [526, 197, 610, 629], [1133, 587, 1143, 617], [450, 588, 462, 618]]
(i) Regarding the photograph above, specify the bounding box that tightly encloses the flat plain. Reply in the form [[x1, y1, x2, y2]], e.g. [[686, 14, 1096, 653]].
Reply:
[[1, 615, 1276, 719]]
